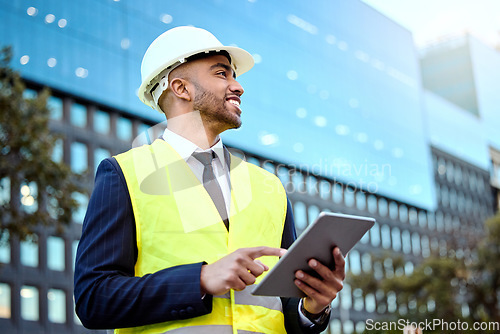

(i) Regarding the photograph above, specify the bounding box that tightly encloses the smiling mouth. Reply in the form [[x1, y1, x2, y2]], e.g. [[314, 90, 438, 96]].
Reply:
[[227, 99, 240, 109]]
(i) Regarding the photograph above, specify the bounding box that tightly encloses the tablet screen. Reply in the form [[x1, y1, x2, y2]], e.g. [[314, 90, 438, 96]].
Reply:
[[252, 212, 375, 297]]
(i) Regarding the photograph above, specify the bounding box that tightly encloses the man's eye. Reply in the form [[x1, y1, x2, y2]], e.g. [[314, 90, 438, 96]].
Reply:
[[217, 71, 227, 77]]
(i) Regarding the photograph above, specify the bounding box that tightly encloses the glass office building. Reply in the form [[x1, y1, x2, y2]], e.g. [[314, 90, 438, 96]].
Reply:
[[0, 0, 498, 333], [1, 0, 435, 209]]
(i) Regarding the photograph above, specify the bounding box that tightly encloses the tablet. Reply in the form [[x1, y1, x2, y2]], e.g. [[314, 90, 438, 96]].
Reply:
[[252, 212, 375, 298]]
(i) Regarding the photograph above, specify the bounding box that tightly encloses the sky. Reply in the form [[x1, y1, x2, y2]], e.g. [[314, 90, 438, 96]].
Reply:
[[362, 0, 500, 48]]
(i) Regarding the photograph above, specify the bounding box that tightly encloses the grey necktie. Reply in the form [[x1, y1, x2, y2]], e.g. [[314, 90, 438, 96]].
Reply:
[[193, 151, 229, 230]]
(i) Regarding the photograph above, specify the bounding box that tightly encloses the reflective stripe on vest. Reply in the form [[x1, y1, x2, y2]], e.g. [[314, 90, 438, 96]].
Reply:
[[114, 140, 287, 334], [163, 326, 265, 334]]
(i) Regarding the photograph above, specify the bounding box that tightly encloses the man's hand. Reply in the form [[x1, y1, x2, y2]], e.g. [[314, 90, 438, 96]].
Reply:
[[294, 247, 345, 314], [200, 246, 286, 296]]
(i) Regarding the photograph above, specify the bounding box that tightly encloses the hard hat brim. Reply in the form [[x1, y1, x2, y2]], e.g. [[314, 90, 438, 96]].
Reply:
[[138, 45, 254, 110]]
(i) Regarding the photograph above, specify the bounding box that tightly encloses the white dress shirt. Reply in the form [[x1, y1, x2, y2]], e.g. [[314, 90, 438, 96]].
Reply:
[[162, 128, 231, 218]]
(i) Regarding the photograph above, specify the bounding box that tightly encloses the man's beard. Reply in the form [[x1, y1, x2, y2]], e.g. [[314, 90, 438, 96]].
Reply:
[[192, 81, 242, 131]]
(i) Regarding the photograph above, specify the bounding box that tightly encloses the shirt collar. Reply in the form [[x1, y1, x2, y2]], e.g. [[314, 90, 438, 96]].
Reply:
[[162, 128, 227, 170]]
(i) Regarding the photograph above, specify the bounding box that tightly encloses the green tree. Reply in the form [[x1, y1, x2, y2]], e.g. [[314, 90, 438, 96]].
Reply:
[[349, 212, 500, 334], [469, 213, 500, 323], [0, 46, 84, 242]]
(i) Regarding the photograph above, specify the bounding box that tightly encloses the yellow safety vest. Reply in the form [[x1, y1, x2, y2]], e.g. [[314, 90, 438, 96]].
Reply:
[[114, 139, 288, 334]]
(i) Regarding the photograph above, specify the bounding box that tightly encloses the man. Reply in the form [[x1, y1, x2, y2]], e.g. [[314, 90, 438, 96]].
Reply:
[[74, 26, 345, 333]]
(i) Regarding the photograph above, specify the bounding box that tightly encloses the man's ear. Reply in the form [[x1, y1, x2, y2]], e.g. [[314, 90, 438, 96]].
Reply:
[[169, 78, 192, 102]]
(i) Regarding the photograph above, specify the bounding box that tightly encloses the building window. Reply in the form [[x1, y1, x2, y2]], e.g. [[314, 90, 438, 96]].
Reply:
[[370, 223, 380, 247], [418, 211, 427, 228], [343, 320, 354, 334], [0, 232, 10, 264], [381, 225, 391, 249], [477, 175, 485, 192], [319, 180, 330, 200], [436, 211, 444, 231], [47, 236, 65, 271], [0, 177, 10, 206], [306, 175, 317, 195], [331, 320, 342, 333], [52, 138, 63, 163], [412, 233, 421, 256], [20, 285, 39, 321], [367, 195, 377, 213], [365, 293, 376, 313], [446, 161, 455, 183], [469, 172, 477, 192], [71, 103, 87, 128], [20, 237, 38, 267], [94, 147, 111, 173], [402, 230, 411, 254], [23, 89, 37, 99], [356, 192, 366, 210], [71, 142, 88, 173], [307, 205, 320, 225], [378, 198, 388, 216], [421, 235, 431, 257], [0, 283, 11, 318], [344, 189, 354, 207], [427, 212, 436, 230], [349, 250, 361, 275], [292, 202, 306, 230], [387, 291, 397, 313], [449, 189, 457, 209], [333, 183, 343, 203], [457, 192, 465, 213], [340, 283, 352, 309], [444, 214, 453, 233], [383, 258, 394, 278], [48, 289, 66, 323], [290, 171, 303, 194], [391, 227, 401, 251], [373, 261, 384, 280], [399, 205, 408, 222], [246, 156, 260, 168], [441, 185, 449, 208], [117, 116, 133, 141], [437, 158, 446, 176], [20, 181, 38, 213], [454, 165, 463, 185], [389, 201, 398, 220], [277, 166, 289, 187], [262, 161, 275, 177], [48, 96, 63, 121], [356, 322, 366, 334], [94, 110, 110, 134], [405, 261, 414, 275], [361, 253, 372, 272], [409, 208, 418, 225], [72, 193, 88, 224]]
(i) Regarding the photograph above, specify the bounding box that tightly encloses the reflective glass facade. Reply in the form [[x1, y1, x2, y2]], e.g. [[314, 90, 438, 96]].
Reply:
[[20, 286, 39, 321], [421, 35, 500, 170], [1, 0, 436, 209], [0, 283, 10, 318], [1, 1, 499, 333]]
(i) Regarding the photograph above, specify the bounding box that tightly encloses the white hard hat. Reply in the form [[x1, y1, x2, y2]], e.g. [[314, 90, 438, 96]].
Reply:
[[138, 26, 255, 112]]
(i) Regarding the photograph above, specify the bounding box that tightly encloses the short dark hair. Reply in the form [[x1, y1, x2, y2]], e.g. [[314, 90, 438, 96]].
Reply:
[[185, 50, 231, 64]]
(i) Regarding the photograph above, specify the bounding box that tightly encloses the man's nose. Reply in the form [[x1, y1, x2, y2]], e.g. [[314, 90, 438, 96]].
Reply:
[[229, 78, 244, 96]]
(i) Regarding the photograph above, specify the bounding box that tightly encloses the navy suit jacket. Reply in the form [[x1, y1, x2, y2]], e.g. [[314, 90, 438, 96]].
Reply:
[[74, 157, 329, 333]]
